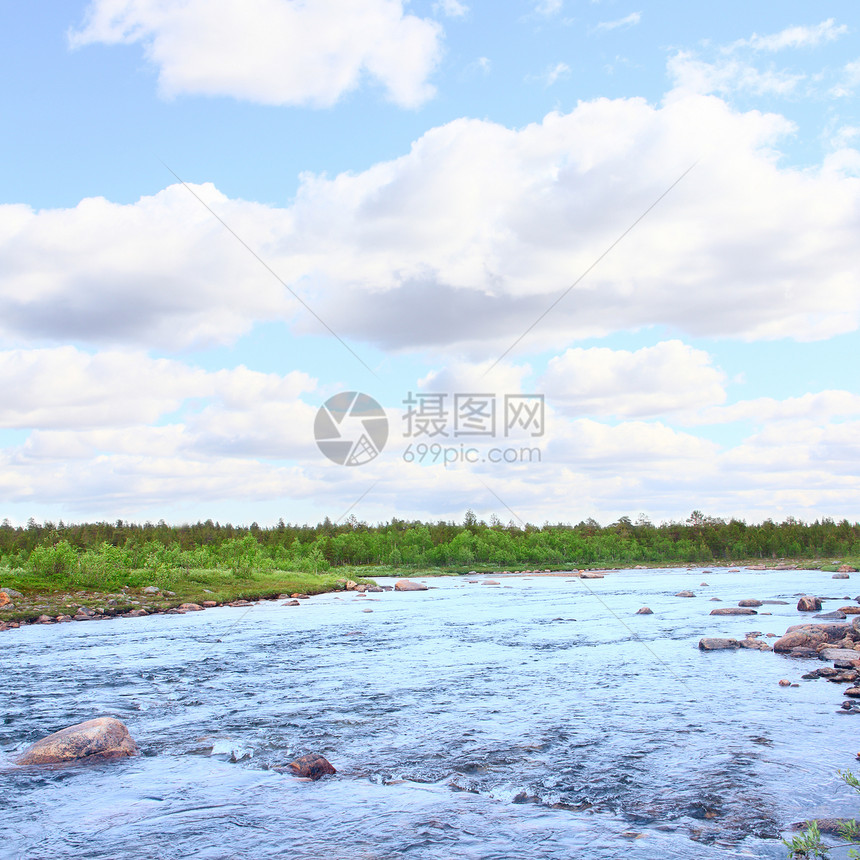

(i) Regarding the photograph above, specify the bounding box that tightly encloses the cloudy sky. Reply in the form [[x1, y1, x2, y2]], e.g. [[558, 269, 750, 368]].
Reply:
[[1, 0, 859, 527]]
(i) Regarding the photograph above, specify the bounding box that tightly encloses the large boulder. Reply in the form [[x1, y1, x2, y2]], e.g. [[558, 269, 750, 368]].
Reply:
[[773, 623, 855, 653], [17, 718, 137, 765], [797, 596, 822, 612], [285, 753, 336, 780], [394, 579, 428, 592]]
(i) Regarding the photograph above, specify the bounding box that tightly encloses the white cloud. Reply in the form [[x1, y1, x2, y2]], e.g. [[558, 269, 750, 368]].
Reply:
[[667, 50, 804, 97], [831, 59, 860, 97], [697, 390, 860, 426], [593, 12, 641, 33], [70, 0, 442, 108], [743, 19, 848, 53], [434, 0, 468, 17], [534, 0, 563, 16], [0, 184, 296, 349], [543, 61, 571, 86], [0, 346, 316, 435], [3, 97, 860, 358], [540, 341, 726, 418]]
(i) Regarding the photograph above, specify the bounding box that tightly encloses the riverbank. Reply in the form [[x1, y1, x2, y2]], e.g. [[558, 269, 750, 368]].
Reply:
[[0, 568, 375, 628], [2, 557, 857, 631]]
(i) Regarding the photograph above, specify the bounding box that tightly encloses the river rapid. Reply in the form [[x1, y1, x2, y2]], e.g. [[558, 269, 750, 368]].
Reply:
[[2, 567, 859, 859]]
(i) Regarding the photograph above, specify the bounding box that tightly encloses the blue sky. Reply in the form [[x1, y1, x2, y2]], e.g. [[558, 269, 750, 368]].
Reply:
[[1, 0, 858, 527]]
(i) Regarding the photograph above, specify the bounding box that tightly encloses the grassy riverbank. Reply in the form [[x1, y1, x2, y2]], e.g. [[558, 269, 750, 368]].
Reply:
[[0, 568, 375, 624], [3, 555, 857, 626]]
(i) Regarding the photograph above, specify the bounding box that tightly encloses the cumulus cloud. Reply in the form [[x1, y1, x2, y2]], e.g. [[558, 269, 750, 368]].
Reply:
[[3, 97, 859, 358], [0, 346, 316, 436], [540, 340, 726, 418], [69, 0, 442, 108], [0, 184, 297, 349], [2, 349, 860, 524]]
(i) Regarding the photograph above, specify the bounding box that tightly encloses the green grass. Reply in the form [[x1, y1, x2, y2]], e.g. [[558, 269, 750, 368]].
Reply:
[[0, 566, 375, 623]]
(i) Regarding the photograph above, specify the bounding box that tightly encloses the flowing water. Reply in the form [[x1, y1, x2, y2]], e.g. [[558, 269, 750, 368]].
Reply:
[[2, 567, 858, 859]]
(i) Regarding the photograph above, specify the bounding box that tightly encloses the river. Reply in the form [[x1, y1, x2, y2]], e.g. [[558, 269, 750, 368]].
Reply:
[[2, 567, 858, 859]]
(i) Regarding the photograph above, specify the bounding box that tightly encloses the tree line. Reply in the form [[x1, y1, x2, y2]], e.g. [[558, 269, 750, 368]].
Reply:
[[1, 511, 858, 575]]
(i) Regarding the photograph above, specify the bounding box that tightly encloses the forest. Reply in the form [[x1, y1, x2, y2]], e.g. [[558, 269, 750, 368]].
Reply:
[[2, 511, 859, 577]]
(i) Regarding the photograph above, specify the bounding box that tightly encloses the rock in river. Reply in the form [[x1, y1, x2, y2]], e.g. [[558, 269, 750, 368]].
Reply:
[[710, 607, 758, 616], [394, 579, 428, 592], [699, 638, 740, 650], [797, 595, 822, 612], [17, 718, 137, 765], [814, 610, 847, 621], [675, 591, 695, 597], [773, 623, 855, 653], [285, 753, 336, 780], [636, 607, 653, 615], [738, 599, 763, 607], [819, 648, 860, 663]]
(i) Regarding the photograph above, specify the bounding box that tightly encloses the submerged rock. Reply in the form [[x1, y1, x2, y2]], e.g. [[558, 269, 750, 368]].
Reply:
[[814, 610, 847, 620], [698, 638, 740, 650], [675, 591, 695, 598], [793, 818, 857, 834], [284, 753, 336, 780], [710, 607, 758, 616], [394, 580, 428, 591], [17, 718, 137, 765]]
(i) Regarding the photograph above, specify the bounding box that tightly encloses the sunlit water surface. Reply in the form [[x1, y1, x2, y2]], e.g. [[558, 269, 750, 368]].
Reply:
[[2, 568, 859, 859]]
